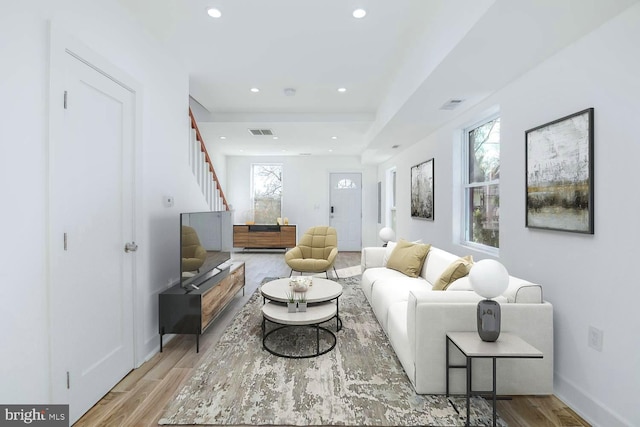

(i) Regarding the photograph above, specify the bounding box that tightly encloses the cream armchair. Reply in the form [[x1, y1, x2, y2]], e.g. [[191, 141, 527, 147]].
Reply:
[[285, 226, 338, 278]]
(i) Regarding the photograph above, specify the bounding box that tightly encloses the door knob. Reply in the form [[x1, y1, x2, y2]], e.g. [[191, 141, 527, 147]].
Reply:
[[124, 242, 138, 253]]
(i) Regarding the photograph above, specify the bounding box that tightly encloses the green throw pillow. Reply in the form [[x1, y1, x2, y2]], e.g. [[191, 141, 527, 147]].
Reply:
[[385, 239, 431, 278], [432, 255, 474, 290]]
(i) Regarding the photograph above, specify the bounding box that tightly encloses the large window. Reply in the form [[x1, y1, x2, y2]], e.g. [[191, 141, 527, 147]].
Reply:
[[251, 163, 282, 224], [463, 116, 500, 250]]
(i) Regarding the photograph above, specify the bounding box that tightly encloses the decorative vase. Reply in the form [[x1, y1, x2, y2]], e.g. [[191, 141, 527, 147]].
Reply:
[[477, 299, 501, 342], [297, 302, 307, 312], [287, 302, 297, 313]]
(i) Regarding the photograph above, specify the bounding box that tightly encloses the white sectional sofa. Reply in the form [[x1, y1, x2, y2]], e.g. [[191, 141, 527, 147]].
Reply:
[[360, 244, 553, 395]]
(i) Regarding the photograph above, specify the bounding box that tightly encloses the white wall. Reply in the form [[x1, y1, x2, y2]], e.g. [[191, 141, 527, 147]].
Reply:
[[0, 0, 207, 404], [226, 156, 378, 248], [378, 5, 640, 426]]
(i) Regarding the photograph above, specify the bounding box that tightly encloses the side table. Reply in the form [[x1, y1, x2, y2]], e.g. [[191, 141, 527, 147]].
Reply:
[[445, 332, 543, 427]]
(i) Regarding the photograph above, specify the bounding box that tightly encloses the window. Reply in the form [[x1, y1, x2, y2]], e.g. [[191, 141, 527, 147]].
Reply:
[[463, 116, 500, 250], [336, 178, 357, 189], [251, 163, 282, 224]]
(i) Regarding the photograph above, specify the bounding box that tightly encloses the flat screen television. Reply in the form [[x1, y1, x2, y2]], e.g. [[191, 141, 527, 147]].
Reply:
[[180, 210, 233, 289]]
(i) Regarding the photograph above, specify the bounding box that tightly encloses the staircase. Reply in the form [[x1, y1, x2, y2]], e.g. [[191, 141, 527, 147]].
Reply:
[[189, 108, 229, 211]]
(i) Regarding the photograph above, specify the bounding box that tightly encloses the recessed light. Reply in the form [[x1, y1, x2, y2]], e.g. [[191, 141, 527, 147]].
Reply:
[[329, 149, 333, 152], [331, 136, 338, 140], [250, 87, 260, 93], [352, 9, 366, 19], [273, 136, 279, 140], [207, 8, 222, 18], [337, 87, 347, 93], [220, 136, 226, 140]]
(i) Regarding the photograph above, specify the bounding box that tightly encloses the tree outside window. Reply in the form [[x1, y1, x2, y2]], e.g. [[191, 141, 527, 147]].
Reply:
[[465, 117, 500, 249], [251, 164, 282, 224]]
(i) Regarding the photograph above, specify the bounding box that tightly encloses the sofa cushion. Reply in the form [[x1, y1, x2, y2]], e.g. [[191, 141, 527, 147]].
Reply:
[[361, 267, 416, 303], [423, 248, 463, 283], [386, 240, 431, 278], [432, 255, 474, 290], [370, 277, 428, 331]]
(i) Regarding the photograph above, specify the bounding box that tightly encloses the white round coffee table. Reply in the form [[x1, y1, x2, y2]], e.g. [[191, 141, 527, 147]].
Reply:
[[261, 302, 337, 358], [261, 277, 343, 331], [260, 277, 343, 303]]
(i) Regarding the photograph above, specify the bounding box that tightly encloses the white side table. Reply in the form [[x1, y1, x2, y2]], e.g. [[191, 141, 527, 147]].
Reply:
[[446, 332, 543, 427]]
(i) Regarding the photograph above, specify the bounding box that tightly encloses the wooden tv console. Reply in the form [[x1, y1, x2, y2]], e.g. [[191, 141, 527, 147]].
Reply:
[[158, 261, 245, 352], [233, 224, 296, 249]]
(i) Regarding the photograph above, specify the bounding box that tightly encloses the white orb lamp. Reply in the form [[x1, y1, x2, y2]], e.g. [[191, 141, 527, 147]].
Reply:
[[379, 227, 396, 247], [468, 259, 509, 342]]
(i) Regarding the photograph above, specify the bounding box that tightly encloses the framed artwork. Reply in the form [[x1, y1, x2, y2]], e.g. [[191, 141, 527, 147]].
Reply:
[[525, 108, 594, 234], [410, 158, 434, 220]]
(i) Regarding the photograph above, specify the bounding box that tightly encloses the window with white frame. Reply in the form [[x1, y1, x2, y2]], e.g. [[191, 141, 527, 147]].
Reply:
[[251, 163, 282, 224], [463, 115, 500, 249]]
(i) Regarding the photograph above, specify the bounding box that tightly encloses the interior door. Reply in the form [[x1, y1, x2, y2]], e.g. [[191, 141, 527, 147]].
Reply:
[[50, 51, 135, 423], [329, 173, 362, 251]]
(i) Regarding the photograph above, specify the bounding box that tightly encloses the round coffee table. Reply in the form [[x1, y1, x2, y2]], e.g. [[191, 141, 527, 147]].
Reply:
[[261, 302, 337, 358], [260, 277, 343, 303], [261, 277, 343, 331]]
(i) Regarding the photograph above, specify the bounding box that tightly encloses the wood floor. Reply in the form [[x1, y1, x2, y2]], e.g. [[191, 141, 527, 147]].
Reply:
[[75, 251, 590, 427]]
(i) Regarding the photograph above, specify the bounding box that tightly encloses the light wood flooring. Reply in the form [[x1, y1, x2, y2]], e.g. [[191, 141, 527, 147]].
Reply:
[[75, 251, 590, 427]]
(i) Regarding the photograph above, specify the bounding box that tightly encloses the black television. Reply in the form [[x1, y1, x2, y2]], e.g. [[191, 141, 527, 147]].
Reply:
[[180, 210, 233, 289]]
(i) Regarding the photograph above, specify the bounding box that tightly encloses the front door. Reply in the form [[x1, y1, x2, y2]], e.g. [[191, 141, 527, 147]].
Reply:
[[329, 172, 362, 251], [50, 50, 136, 423]]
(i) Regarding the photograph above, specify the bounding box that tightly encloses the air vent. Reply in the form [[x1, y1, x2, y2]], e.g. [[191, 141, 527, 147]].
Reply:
[[248, 129, 274, 136], [298, 153, 312, 156], [440, 99, 465, 110]]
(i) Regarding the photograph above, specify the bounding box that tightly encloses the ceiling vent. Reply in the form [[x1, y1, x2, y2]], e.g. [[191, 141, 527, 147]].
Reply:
[[248, 129, 274, 136], [298, 153, 312, 156], [440, 99, 465, 110]]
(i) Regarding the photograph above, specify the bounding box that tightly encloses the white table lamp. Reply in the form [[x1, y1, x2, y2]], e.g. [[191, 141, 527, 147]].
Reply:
[[379, 227, 396, 247], [468, 259, 509, 342]]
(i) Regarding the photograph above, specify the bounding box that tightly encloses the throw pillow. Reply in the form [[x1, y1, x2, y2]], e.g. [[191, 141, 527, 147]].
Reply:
[[432, 255, 474, 291], [385, 239, 431, 278], [383, 239, 423, 266]]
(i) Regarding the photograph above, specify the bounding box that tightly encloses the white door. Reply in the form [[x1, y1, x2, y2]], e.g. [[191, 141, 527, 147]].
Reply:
[[50, 51, 135, 423], [329, 173, 362, 251]]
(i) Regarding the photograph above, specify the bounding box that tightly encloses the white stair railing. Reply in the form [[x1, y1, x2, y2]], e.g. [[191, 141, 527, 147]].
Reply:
[[188, 108, 229, 211]]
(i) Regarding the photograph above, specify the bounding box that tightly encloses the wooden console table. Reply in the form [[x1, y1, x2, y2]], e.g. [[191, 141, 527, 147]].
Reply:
[[158, 262, 245, 352], [233, 224, 296, 249]]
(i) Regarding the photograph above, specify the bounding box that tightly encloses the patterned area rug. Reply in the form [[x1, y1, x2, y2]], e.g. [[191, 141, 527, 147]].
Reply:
[[159, 276, 506, 426]]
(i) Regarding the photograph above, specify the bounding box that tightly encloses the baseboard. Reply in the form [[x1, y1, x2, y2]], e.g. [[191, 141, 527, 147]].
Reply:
[[554, 372, 632, 427]]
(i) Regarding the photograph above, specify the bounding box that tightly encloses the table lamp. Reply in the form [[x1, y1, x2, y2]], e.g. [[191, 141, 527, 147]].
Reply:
[[468, 259, 509, 342], [379, 227, 396, 247]]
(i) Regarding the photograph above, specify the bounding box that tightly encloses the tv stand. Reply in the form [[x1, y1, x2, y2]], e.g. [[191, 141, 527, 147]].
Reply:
[[158, 261, 245, 352], [233, 224, 296, 249]]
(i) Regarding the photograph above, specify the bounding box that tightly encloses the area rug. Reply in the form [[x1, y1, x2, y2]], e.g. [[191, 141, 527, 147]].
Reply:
[[159, 276, 506, 426]]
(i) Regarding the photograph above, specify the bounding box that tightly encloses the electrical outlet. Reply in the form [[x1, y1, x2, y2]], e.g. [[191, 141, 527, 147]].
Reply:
[[588, 326, 603, 352]]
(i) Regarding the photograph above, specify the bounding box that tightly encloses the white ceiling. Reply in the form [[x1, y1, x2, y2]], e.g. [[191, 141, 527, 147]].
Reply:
[[120, 0, 638, 163]]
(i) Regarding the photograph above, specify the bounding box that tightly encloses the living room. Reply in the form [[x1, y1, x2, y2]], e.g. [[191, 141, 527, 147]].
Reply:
[[1, 1, 639, 426]]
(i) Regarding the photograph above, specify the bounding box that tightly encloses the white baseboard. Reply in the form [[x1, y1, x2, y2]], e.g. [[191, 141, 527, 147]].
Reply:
[[554, 373, 632, 427]]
